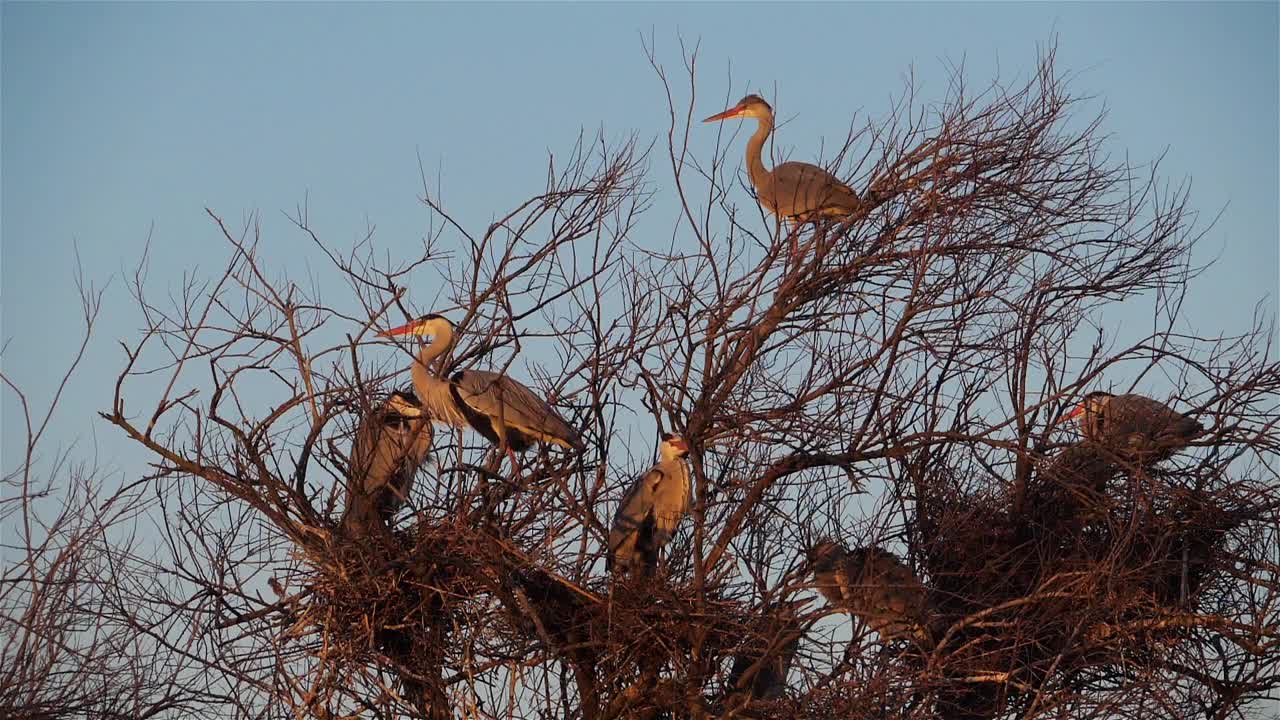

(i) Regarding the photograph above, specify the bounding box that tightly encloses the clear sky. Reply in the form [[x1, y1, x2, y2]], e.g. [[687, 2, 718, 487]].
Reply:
[[3, 3, 1277, 509]]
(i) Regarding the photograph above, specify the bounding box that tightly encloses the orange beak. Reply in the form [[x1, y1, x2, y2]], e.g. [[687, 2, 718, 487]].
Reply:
[[1061, 404, 1086, 423], [378, 320, 420, 338], [703, 104, 746, 123]]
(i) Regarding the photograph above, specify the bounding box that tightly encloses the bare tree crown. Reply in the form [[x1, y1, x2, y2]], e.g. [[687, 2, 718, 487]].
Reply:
[[7, 45, 1275, 720]]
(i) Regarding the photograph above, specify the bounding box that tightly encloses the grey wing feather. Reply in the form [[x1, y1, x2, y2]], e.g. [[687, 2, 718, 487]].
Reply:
[[771, 162, 861, 215], [848, 547, 930, 642], [344, 414, 432, 533], [609, 466, 661, 567], [1110, 395, 1176, 436], [353, 418, 431, 494], [1109, 395, 1203, 455], [453, 370, 583, 449]]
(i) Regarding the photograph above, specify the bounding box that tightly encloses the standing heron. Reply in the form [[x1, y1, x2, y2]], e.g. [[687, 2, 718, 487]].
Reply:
[[340, 389, 433, 538], [608, 433, 692, 576], [806, 540, 931, 644], [704, 94, 864, 251], [379, 314, 584, 474], [1062, 391, 1203, 463]]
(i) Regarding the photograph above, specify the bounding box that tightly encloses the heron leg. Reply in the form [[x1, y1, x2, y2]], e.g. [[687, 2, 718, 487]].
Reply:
[[506, 445, 522, 479]]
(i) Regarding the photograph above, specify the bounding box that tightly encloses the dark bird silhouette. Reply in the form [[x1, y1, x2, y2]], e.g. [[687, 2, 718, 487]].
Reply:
[[1028, 441, 1120, 533], [723, 599, 806, 710], [340, 389, 433, 537], [608, 434, 692, 576]]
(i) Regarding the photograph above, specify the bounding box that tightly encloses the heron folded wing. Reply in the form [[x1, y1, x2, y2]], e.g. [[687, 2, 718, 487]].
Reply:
[[848, 548, 929, 641], [351, 416, 409, 494], [361, 419, 431, 506], [344, 413, 433, 534], [772, 161, 861, 216], [1108, 394, 1177, 437], [452, 370, 583, 450], [609, 466, 661, 566]]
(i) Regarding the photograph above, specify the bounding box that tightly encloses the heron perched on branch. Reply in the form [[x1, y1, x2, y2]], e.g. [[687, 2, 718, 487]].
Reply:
[[704, 94, 865, 232], [379, 314, 584, 474], [339, 389, 433, 537], [806, 540, 931, 644], [1062, 391, 1203, 463], [608, 433, 692, 576]]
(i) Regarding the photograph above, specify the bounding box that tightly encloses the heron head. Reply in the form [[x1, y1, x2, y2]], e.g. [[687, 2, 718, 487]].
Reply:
[[660, 433, 690, 460], [703, 94, 773, 123], [379, 313, 454, 341], [1061, 390, 1113, 432], [384, 389, 424, 418], [804, 538, 845, 570]]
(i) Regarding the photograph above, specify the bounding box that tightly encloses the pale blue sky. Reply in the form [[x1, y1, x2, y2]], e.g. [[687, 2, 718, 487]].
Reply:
[[3, 3, 1277, 493]]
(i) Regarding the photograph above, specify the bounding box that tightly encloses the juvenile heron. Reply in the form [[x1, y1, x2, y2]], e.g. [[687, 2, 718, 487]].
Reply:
[[806, 539, 931, 644], [340, 389, 432, 537]]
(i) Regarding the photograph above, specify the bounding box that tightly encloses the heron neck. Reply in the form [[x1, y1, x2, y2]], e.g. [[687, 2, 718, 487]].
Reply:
[[745, 114, 773, 191], [413, 328, 452, 388]]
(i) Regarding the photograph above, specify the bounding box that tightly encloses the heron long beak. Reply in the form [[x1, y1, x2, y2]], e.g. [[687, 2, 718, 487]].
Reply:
[[1059, 404, 1086, 424], [378, 320, 421, 337], [387, 396, 425, 417], [703, 105, 746, 123]]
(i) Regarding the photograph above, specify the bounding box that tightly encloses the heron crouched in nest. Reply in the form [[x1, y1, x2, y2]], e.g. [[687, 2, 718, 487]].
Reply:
[[339, 389, 433, 540], [1029, 390, 1206, 539], [1060, 391, 1204, 465], [805, 539, 932, 646]]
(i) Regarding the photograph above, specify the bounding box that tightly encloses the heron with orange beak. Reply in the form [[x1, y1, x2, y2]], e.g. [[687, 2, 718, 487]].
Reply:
[[704, 94, 864, 252], [379, 314, 584, 475], [1060, 391, 1204, 462]]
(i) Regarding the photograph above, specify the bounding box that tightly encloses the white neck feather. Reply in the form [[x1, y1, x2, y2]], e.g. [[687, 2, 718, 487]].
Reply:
[[408, 325, 467, 428]]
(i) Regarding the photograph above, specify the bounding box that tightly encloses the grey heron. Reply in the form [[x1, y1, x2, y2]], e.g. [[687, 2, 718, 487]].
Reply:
[[608, 433, 692, 576], [1062, 391, 1203, 463], [340, 389, 433, 537], [806, 540, 931, 644], [379, 314, 584, 474], [704, 94, 864, 233]]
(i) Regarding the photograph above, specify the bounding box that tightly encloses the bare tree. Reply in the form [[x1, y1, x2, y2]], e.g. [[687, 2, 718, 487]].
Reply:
[[1, 273, 217, 718], [59, 42, 1280, 720]]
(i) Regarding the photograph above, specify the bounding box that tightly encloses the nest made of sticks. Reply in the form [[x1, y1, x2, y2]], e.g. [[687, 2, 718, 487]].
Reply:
[[912, 445, 1246, 719]]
